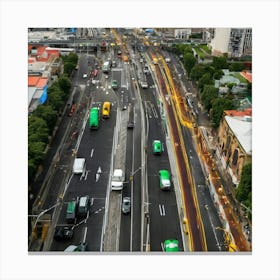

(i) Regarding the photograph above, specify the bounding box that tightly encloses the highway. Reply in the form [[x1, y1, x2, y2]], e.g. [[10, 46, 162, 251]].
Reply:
[[30, 28, 231, 252]]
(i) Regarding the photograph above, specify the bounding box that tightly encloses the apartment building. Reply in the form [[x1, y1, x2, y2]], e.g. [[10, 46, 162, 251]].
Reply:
[[210, 28, 252, 58]]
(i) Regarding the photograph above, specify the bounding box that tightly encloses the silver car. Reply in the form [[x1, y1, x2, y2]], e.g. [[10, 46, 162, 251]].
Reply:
[[122, 197, 131, 214]]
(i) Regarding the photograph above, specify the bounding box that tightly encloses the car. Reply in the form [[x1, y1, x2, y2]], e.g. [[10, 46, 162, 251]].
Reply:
[[66, 200, 77, 223], [140, 81, 148, 89], [68, 104, 76, 117], [64, 242, 88, 252], [122, 197, 131, 214], [77, 242, 88, 251], [77, 195, 90, 217], [127, 121, 135, 129], [159, 170, 171, 190], [54, 226, 74, 241], [153, 140, 162, 154], [164, 239, 179, 252], [111, 80, 118, 89], [83, 73, 88, 78]]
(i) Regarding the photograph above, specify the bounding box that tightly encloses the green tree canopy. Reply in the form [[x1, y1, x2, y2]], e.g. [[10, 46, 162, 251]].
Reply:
[[201, 85, 218, 111], [63, 61, 76, 77], [48, 89, 64, 111], [58, 76, 71, 95], [183, 53, 197, 75], [33, 105, 58, 132], [229, 62, 244, 72], [174, 44, 193, 55], [211, 98, 235, 128], [235, 163, 252, 218], [28, 141, 47, 165], [28, 116, 49, 144], [213, 69, 224, 80], [212, 56, 228, 70], [198, 73, 214, 92], [190, 64, 215, 81]]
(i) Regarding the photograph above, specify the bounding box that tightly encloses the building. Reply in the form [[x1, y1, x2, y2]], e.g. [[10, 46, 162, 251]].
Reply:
[[28, 45, 61, 78], [174, 29, 191, 39], [28, 45, 61, 112], [210, 28, 252, 58], [216, 109, 252, 185], [28, 76, 48, 112]]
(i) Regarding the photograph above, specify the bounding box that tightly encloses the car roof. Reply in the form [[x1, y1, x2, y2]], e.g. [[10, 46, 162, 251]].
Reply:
[[159, 170, 169, 177], [67, 201, 76, 213], [79, 196, 89, 207], [164, 239, 179, 251]]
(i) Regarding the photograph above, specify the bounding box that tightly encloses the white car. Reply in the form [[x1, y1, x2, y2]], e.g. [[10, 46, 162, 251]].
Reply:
[[141, 81, 148, 89], [83, 73, 88, 78]]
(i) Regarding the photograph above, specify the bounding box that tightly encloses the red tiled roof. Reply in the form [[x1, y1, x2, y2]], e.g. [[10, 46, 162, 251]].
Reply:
[[28, 76, 48, 88], [28, 45, 60, 62], [36, 77, 48, 88], [224, 108, 252, 117], [240, 71, 252, 83], [28, 76, 40, 87]]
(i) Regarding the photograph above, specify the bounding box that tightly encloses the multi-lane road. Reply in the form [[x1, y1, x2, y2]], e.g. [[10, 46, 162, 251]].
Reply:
[[31, 31, 228, 252]]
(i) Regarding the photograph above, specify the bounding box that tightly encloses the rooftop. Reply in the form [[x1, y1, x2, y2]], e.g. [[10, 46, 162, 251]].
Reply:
[[225, 115, 252, 155]]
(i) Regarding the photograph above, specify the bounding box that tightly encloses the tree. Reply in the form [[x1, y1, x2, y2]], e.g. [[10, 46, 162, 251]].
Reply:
[[64, 61, 76, 77], [48, 89, 64, 111], [235, 163, 252, 218], [229, 62, 244, 72], [58, 76, 71, 96], [212, 56, 228, 70], [190, 64, 207, 81], [28, 141, 47, 165], [211, 98, 235, 128], [198, 73, 214, 92], [33, 105, 58, 132], [213, 69, 224, 80], [28, 116, 49, 144], [201, 85, 218, 111], [183, 53, 196, 75]]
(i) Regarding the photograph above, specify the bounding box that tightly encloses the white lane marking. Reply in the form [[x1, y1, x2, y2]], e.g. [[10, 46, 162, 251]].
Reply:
[[97, 166, 102, 174], [95, 173, 100, 182], [162, 204, 166, 216], [159, 204, 166, 216], [90, 148, 95, 157], [84, 170, 89, 180], [83, 227, 88, 243], [90, 197, 94, 206]]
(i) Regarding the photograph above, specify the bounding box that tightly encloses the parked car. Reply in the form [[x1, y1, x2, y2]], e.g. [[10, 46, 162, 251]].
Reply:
[[54, 226, 73, 241], [122, 197, 131, 214]]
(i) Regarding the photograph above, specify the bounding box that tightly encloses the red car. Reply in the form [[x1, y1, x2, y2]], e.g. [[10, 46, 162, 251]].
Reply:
[[68, 104, 76, 116]]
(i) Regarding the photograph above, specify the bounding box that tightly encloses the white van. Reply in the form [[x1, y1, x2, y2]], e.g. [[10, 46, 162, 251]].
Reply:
[[73, 158, 86, 174], [111, 169, 125, 190]]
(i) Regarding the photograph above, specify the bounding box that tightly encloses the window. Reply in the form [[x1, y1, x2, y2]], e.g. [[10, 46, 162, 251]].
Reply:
[[232, 149, 239, 166]]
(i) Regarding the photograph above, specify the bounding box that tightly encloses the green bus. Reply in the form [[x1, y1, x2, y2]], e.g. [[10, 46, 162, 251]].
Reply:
[[159, 169, 171, 190], [89, 107, 99, 129], [164, 239, 179, 252]]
